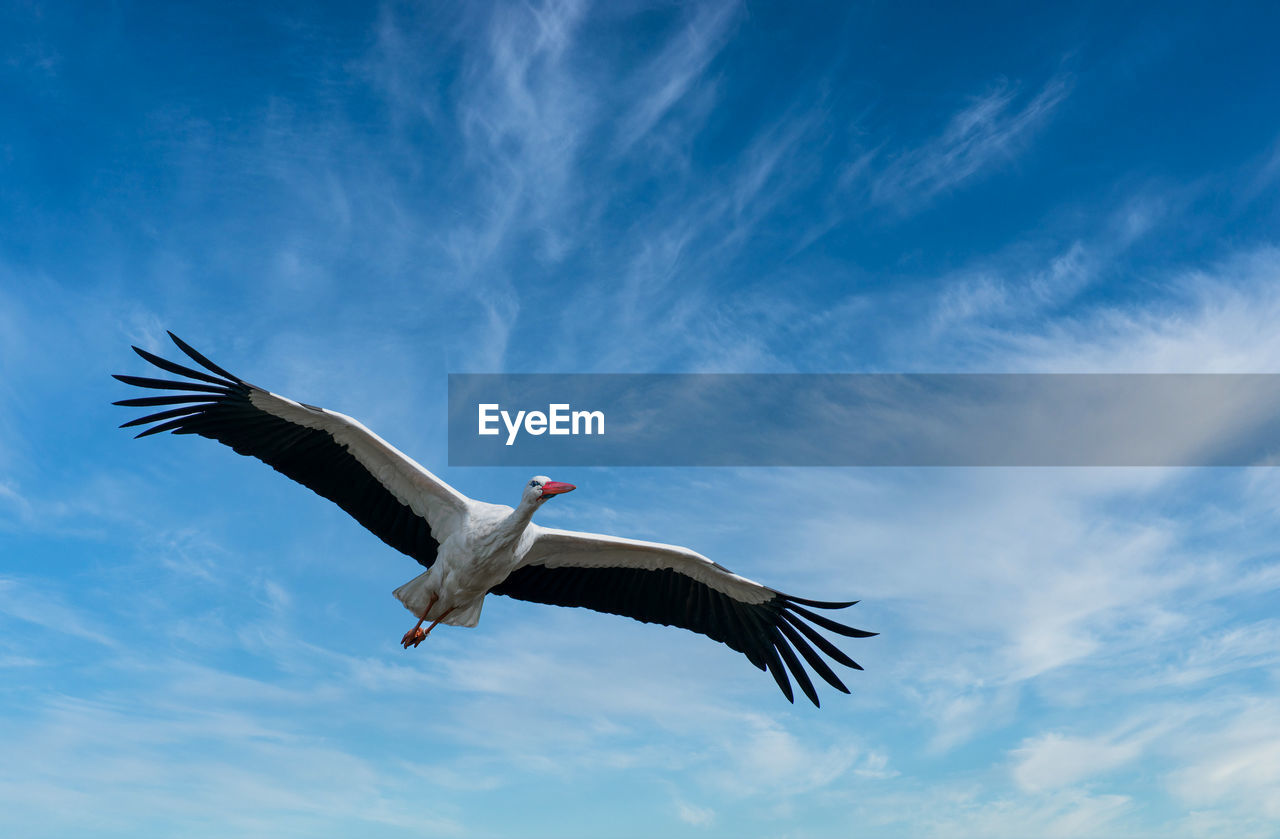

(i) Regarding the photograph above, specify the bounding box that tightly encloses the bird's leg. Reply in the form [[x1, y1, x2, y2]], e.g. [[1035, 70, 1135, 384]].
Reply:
[[401, 592, 438, 649], [401, 607, 456, 648], [423, 608, 455, 636]]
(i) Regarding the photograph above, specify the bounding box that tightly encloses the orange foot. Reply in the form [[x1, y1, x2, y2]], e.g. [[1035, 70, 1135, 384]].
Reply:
[[401, 627, 427, 648]]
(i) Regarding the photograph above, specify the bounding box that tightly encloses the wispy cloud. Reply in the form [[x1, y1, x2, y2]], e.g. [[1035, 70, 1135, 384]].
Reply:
[[611, 1, 740, 154], [1012, 731, 1146, 792], [0, 687, 465, 838], [1166, 700, 1280, 820], [674, 798, 716, 826], [866, 74, 1072, 213], [923, 787, 1135, 839], [0, 481, 33, 527], [990, 246, 1280, 372], [449, 0, 594, 263], [0, 577, 119, 648], [1000, 695, 1280, 833]]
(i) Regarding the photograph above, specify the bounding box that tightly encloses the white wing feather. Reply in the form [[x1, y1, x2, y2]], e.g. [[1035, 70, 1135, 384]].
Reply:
[[248, 389, 472, 543], [517, 523, 775, 605]]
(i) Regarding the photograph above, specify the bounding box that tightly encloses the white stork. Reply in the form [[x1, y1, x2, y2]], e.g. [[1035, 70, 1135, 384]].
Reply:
[[114, 333, 874, 706]]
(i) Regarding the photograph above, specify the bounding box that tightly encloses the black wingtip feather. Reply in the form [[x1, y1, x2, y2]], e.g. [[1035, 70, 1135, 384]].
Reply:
[[781, 612, 864, 671], [119, 406, 207, 428], [781, 594, 860, 609], [131, 345, 233, 387], [112, 374, 228, 394], [760, 642, 795, 703], [167, 332, 243, 383], [113, 395, 219, 408], [773, 634, 820, 707], [777, 620, 850, 694], [786, 603, 878, 638], [132, 415, 194, 437]]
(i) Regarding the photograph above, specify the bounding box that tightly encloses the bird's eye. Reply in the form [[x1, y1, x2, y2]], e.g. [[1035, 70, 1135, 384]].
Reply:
[[530, 480, 539, 487]]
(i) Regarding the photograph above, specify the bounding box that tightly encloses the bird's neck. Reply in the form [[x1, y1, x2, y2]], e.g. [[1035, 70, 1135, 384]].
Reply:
[[503, 500, 539, 533]]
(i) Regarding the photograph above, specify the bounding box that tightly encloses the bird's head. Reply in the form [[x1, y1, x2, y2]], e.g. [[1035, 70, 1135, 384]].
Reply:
[[524, 475, 576, 506]]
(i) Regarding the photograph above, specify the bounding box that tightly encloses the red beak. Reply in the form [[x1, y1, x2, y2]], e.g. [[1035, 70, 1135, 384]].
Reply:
[[540, 481, 576, 497]]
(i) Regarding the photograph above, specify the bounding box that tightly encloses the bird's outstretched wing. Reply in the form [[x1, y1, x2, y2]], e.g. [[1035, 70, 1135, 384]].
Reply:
[[114, 332, 470, 568], [493, 524, 874, 706]]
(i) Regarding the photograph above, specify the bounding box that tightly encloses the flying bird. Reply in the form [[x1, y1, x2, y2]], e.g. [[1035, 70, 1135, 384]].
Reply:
[[114, 333, 874, 706]]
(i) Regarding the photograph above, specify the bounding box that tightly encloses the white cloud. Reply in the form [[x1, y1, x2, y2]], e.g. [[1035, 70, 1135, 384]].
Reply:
[[992, 247, 1280, 373], [0, 481, 33, 527], [0, 577, 119, 648], [702, 715, 863, 799], [928, 788, 1134, 839], [0, 689, 465, 838], [1012, 732, 1143, 792], [451, 0, 594, 266], [675, 799, 715, 826], [612, 1, 740, 154], [867, 74, 1072, 212], [1166, 701, 1280, 820]]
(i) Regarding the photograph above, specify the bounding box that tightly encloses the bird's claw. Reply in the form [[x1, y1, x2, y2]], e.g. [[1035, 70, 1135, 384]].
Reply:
[[401, 627, 427, 648]]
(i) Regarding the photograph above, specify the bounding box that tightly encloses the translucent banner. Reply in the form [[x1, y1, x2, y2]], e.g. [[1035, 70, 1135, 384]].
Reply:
[[447, 374, 1280, 466]]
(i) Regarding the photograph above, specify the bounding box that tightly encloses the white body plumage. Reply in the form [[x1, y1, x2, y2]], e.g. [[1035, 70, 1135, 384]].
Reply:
[[394, 496, 539, 627]]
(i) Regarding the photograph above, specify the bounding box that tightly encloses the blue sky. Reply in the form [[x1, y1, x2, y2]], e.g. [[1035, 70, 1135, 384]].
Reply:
[[3, 1, 1280, 836]]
